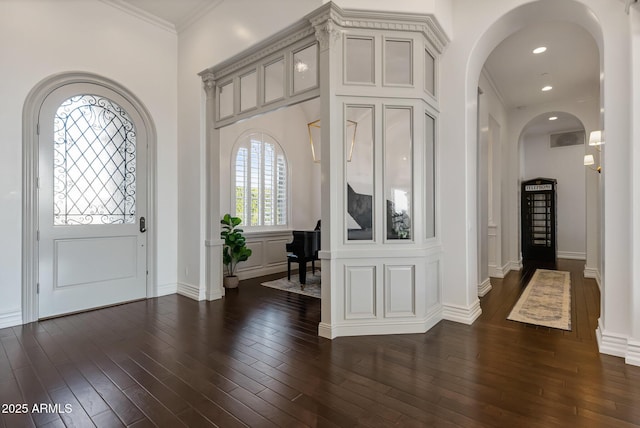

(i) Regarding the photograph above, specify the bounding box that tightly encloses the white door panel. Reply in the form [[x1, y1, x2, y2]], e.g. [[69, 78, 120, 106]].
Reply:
[[54, 236, 137, 287], [38, 83, 147, 318]]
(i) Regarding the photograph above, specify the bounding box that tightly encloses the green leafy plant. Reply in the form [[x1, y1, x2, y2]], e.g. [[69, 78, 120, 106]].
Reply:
[[220, 214, 252, 277]]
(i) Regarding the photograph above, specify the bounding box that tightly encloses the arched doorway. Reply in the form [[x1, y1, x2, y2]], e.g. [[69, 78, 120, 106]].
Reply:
[[518, 112, 589, 265], [441, 0, 636, 360], [438, 0, 625, 333]]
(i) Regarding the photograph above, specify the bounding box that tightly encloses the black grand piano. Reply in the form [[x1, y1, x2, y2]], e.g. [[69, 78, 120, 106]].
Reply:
[[286, 221, 320, 288]]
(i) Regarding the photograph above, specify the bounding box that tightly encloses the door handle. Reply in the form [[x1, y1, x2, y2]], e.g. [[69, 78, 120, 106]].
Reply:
[[140, 217, 146, 233]]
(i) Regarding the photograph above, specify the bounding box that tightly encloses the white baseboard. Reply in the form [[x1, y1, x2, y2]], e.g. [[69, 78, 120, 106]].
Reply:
[[318, 307, 443, 339], [505, 260, 522, 272], [157, 283, 177, 297], [0, 310, 22, 329], [237, 263, 287, 280], [478, 278, 492, 297], [442, 300, 482, 325], [557, 251, 586, 260], [318, 322, 333, 339], [207, 286, 223, 301], [627, 340, 640, 366], [595, 319, 640, 366], [488, 264, 504, 278], [583, 267, 601, 290], [177, 282, 206, 301], [493, 260, 522, 278]]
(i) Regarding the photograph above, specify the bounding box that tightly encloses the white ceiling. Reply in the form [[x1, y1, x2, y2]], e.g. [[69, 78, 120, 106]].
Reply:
[[484, 20, 600, 136], [484, 21, 600, 110]]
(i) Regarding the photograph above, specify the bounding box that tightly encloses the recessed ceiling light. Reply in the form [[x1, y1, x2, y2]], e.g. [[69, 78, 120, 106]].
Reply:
[[542, 85, 553, 92], [548, 116, 558, 121], [533, 46, 547, 54]]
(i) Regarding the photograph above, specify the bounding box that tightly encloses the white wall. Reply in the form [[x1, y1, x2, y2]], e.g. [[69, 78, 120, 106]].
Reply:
[[0, 0, 178, 327], [521, 129, 586, 259]]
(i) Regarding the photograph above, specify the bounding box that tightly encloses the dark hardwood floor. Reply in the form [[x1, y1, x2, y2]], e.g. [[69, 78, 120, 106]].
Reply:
[[2, 259, 640, 427]]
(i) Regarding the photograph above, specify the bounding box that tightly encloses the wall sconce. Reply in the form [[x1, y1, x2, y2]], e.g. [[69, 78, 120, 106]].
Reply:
[[307, 119, 357, 163], [583, 154, 601, 173], [588, 130, 604, 146], [584, 130, 604, 173]]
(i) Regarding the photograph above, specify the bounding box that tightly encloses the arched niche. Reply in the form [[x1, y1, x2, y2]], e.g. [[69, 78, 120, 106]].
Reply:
[[199, 2, 450, 338]]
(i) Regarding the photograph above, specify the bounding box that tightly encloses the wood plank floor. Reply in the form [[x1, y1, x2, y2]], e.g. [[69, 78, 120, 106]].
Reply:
[[2, 259, 640, 427]]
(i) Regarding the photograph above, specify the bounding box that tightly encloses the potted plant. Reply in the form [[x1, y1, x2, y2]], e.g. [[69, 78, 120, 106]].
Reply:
[[220, 214, 252, 288]]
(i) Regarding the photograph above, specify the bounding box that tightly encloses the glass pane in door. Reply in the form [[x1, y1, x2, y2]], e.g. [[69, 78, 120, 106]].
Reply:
[[53, 94, 136, 225]]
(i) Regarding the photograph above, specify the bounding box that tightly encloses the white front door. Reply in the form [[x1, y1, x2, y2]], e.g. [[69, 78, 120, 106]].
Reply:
[[38, 83, 147, 318]]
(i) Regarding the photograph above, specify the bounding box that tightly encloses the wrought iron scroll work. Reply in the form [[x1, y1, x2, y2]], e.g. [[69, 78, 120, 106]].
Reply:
[[53, 94, 136, 225]]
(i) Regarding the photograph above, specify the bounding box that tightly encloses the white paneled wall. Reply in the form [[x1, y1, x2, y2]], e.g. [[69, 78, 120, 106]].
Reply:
[[236, 231, 291, 279]]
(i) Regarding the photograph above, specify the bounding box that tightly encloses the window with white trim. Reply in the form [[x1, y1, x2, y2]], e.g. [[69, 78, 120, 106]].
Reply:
[[233, 132, 288, 227]]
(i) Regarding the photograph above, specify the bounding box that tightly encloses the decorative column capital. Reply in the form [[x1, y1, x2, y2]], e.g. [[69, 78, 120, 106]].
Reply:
[[201, 72, 216, 99], [314, 18, 341, 51]]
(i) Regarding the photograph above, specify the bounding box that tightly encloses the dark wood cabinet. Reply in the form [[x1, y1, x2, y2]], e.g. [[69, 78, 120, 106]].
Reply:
[[521, 178, 557, 262]]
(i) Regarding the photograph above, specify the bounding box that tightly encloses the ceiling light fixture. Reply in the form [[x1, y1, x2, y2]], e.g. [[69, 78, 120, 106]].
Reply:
[[542, 85, 553, 92], [548, 116, 558, 121], [533, 46, 547, 54]]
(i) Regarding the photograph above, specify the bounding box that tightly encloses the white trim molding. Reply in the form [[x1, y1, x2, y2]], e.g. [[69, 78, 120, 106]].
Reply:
[[0, 310, 22, 329], [177, 282, 206, 301], [489, 265, 504, 278], [442, 300, 482, 325], [318, 306, 442, 339], [557, 252, 586, 260], [98, 0, 176, 34], [595, 319, 640, 366], [627, 341, 640, 366], [501, 260, 522, 276], [478, 278, 492, 297], [492, 260, 521, 278], [157, 283, 178, 297], [583, 266, 601, 290]]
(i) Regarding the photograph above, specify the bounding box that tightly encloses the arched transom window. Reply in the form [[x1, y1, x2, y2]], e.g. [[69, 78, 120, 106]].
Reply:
[[232, 132, 288, 227]]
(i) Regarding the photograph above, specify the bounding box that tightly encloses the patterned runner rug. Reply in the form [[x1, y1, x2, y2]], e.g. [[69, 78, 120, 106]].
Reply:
[[507, 269, 571, 330], [261, 273, 321, 298]]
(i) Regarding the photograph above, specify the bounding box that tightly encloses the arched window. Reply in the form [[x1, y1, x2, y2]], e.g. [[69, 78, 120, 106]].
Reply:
[[232, 132, 288, 227]]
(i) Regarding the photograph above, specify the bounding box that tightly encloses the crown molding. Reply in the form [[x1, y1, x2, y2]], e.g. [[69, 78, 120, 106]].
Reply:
[[308, 2, 449, 53], [176, 0, 225, 33], [98, 0, 176, 34], [200, 1, 451, 80]]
